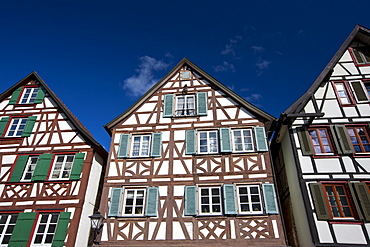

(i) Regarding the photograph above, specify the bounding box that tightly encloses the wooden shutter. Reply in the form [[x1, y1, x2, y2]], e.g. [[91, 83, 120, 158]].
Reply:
[[8, 87, 22, 105], [52, 212, 71, 247], [151, 133, 162, 157], [34, 87, 46, 104], [117, 134, 130, 158], [196, 92, 208, 116], [184, 186, 197, 216], [297, 127, 314, 155], [350, 81, 369, 102], [352, 182, 370, 221], [330, 125, 343, 154], [0, 117, 10, 136], [21, 116, 37, 137], [9, 155, 29, 182], [185, 130, 196, 154], [8, 212, 36, 246], [145, 187, 159, 217], [163, 94, 174, 117], [223, 184, 237, 214], [109, 187, 123, 216], [254, 127, 268, 152], [69, 153, 85, 180], [262, 183, 279, 214], [309, 183, 330, 220], [32, 153, 53, 181], [220, 128, 232, 152], [334, 125, 354, 154]]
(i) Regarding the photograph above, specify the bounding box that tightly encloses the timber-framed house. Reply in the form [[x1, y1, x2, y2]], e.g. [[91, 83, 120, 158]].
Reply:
[[271, 25, 370, 246], [99, 58, 287, 246], [0, 72, 107, 246]]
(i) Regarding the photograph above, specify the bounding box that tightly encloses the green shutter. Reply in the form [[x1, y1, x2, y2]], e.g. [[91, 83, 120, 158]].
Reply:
[[145, 187, 158, 217], [9, 87, 22, 105], [223, 184, 237, 214], [69, 153, 85, 180], [220, 128, 232, 152], [352, 182, 370, 221], [297, 127, 314, 155], [34, 87, 46, 104], [262, 183, 279, 214], [334, 125, 354, 154], [21, 116, 37, 137], [52, 212, 71, 247], [9, 155, 29, 182], [350, 81, 369, 102], [0, 117, 10, 137], [197, 92, 208, 116], [108, 187, 122, 216], [309, 183, 330, 220], [184, 186, 197, 216], [151, 133, 162, 157], [254, 127, 268, 152], [185, 130, 196, 154], [8, 212, 36, 247], [163, 94, 174, 117], [117, 134, 130, 158], [32, 153, 53, 181]]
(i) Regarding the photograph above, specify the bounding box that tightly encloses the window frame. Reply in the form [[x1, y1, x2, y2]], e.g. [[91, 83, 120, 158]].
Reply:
[[236, 184, 263, 215], [49, 154, 76, 180], [20, 156, 39, 182], [198, 130, 219, 154], [31, 212, 60, 246], [349, 47, 370, 66], [346, 126, 370, 154], [308, 127, 335, 155], [231, 129, 255, 152], [175, 94, 196, 117], [122, 188, 147, 217], [130, 134, 152, 157], [322, 183, 355, 219], [19, 87, 39, 104], [0, 213, 18, 246], [198, 186, 223, 216], [332, 81, 356, 106], [4, 117, 28, 138]]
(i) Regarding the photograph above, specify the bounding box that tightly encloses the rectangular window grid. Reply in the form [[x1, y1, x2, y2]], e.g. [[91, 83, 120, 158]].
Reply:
[[5, 118, 27, 137], [199, 187, 222, 215], [32, 213, 59, 245], [324, 184, 353, 218], [347, 127, 370, 153], [123, 189, 146, 216], [131, 135, 151, 157], [51, 154, 75, 179], [199, 131, 218, 154], [20, 87, 39, 104], [176, 95, 195, 116], [351, 47, 370, 65], [334, 82, 352, 105], [0, 214, 18, 245], [232, 129, 254, 152], [308, 128, 333, 154], [21, 156, 39, 181], [237, 185, 263, 214]]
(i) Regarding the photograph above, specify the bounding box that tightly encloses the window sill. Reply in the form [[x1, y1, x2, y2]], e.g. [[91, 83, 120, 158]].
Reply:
[[328, 219, 362, 225], [13, 103, 37, 107], [312, 154, 341, 158], [353, 153, 370, 157]]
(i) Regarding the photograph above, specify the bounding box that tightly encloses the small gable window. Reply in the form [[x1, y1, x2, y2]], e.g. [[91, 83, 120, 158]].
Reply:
[[349, 47, 370, 66], [20, 87, 39, 104], [175, 94, 196, 116], [163, 92, 208, 118], [9, 86, 45, 105], [0, 116, 37, 138]]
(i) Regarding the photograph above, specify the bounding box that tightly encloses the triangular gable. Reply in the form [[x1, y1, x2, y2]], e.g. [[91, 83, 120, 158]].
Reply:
[[104, 58, 275, 134]]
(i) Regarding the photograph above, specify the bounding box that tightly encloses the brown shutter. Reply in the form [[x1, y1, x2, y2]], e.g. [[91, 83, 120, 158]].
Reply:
[[334, 125, 354, 154], [296, 127, 314, 155], [352, 182, 370, 221], [309, 183, 330, 220]]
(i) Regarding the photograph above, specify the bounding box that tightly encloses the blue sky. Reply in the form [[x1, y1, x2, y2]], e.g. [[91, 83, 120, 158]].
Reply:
[[1, 0, 370, 149]]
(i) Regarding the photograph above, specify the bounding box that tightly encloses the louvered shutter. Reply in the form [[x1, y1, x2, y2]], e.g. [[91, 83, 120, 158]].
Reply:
[[297, 127, 314, 155], [32, 153, 53, 181], [109, 187, 123, 216], [151, 133, 162, 157], [52, 212, 71, 247], [334, 125, 354, 154], [0, 117, 10, 136], [163, 94, 174, 117], [262, 183, 279, 214], [185, 130, 196, 154], [350, 81, 369, 103], [9, 155, 29, 182], [309, 183, 330, 220], [254, 127, 268, 152], [184, 186, 197, 216], [9, 87, 22, 105], [8, 212, 36, 246], [21, 116, 37, 137], [69, 153, 85, 180], [196, 92, 208, 116], [117, 134, 130, 158], [223, 184, 237, 214], [329, 125, 342, 154], [145, 187, 159, 217], [352, 182, 370, 221], [220, 128, 232, 152], [34, 87, 46, 104]]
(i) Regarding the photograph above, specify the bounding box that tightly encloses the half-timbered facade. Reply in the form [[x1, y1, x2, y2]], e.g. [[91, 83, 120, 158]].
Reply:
[[272, 25, 370, 246], [100, 58, 287, 246], [0, 72, 107, 247]]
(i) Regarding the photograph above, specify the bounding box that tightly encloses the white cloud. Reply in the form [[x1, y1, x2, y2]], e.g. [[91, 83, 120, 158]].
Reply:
[[221, 36, 242, 56], [255, 59, 271, 69], [251, 46, 264, 53], [245, 93, 263, 103], [122, 56, 169, 97], [212, 61, 236, 73]]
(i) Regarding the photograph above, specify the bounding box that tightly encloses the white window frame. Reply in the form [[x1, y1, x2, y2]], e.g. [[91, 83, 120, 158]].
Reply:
[[5, 118, 28, 137], [334, 82, 352, 105], [21, 156, 39, 181], [19, 87, 39, 104], [0, 213, 18, 246], [198, 130, 219, 154], [236, 185, 263, 215], [122, 188, 147, 216], [199, 186, 222, 215], [130, 135, 151, 157], [31, 213, 59, 246], [232, 129, 254, 152], [50, 154, 75, 180], [351, 47, 370, 65], [175, 94, 196, 117]]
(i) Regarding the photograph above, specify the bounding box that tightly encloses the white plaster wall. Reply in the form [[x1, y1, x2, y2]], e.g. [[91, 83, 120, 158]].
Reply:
[[333, 224, 367, 244], [315, 158, 342, 173]]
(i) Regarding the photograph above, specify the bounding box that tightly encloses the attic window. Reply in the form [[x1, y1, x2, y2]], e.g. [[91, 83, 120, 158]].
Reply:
[[180, 71, 190, 79], [349, 47, 370, 66]]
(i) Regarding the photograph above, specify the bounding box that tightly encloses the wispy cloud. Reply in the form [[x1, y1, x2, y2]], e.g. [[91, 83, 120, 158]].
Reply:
[[245, 93, 263, 107], [255, 58, 271, 70], [251, 46, 264, 53], [221, 36, 242, 56], [122, 56, 169, 97], [213, 61, 236, 73]]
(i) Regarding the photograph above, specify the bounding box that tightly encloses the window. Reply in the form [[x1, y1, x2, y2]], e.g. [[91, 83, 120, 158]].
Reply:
[[117, 133, 162, 158], [332, 80, 370, 105], [333, 82, 353, 105], [131, 135, 151, 157], [237, 185, 263, 214], [0, 213, 18, 246], [198, 130, 218, 154], [50, 154, 75, 180], [175, 94, 196, 116], [19, 87, 39, 104], [346, 127, 370, 153], [5, 118, 28, 137], [32, 213, 59, 245], [323, 184, 354, 218], [349, 47, 370, 65], [123, 189, 146, 216], [21, 156, 39, 181], [0, 116, 37, 138], [199, 187, 222, 215], [9, 86, 45, 105], [232, 129, 254, 152], [308, 128, 334, 154]]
